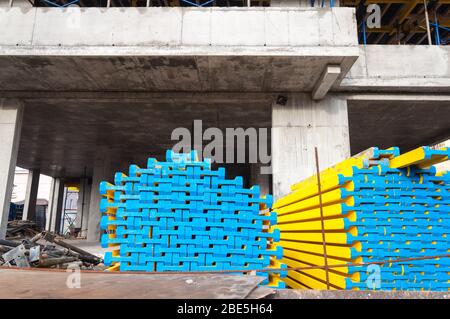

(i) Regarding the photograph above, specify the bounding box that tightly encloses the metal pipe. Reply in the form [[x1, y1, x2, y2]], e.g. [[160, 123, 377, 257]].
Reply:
[[363, 20, 367, 45], [314, 147, 330, 290], [423, 0, 432, 45], [434, 10, 440, 45], [61, 187, 68, 235], [9, 0, 14, 7]]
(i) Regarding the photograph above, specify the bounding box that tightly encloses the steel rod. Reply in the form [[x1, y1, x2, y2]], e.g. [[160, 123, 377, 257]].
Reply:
[[314, 147, 330, 290], [2, 253, 449, 275], [423, 0, 432, 45]]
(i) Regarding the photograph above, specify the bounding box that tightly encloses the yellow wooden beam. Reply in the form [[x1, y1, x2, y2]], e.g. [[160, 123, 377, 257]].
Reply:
[[389, 146, 449, 169], [280, 227, 358, 245]]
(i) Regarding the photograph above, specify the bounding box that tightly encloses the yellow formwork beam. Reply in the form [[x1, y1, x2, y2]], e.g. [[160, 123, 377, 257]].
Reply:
[[105, 263, 120, 272], [276, 215, 356, 232], [268, 274, 285, 287], [290, 157, 364, 191], [275, 174, 343, 209], [390, 147, 427, 168], [275, 148, 387, 208], [288, 270, 341, 290], [101, 181, 116, 198], [278, 240, 361, 258], [275, 212, 356, 231], [390, 147, 449, 169], [279, 227, 358, 245], [283, 276, 311, 289], [284, 248, 361, 265], [277, 203, 350, 223], [276, 188, 353, 216], [282, 257, 360, 287]]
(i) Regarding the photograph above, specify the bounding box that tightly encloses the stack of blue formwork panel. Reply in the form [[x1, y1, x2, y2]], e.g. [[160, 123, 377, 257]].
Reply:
[[345, 164, 450, 290], [101, 150, 287, 288]]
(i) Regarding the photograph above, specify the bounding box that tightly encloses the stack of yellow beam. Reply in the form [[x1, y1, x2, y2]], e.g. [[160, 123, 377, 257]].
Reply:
[[271, 146, 450, 291]]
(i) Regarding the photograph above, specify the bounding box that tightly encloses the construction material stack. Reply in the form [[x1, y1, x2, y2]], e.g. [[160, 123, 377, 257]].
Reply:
[[101, 150, 286, 288], [272, 146, 450, 291]]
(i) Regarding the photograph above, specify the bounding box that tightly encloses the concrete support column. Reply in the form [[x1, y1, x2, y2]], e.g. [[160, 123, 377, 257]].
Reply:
[[250, 164, 271, 197], [47, 178, 64, 233], [0, 99, 23, 239], [87, 150, 112, 242], [271, 93, 350, 200], [45, 178, 56, 231], [22, 168, 40, 222], [75, 177, 91, 237]]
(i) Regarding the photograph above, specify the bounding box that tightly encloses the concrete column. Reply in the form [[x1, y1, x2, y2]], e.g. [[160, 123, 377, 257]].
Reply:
[[75, 177, 91, 237], [0, 99, 23, 239], [271, 93, 350, 200], [22, 168, 40, 222], [87, 151, 112, 242], [47, 178, 64, 233], [250, 164, 271, 197], [45, 178, 56, 231]]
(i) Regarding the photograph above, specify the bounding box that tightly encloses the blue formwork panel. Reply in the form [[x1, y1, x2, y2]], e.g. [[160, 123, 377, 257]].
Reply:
[[100, 150, 286, 286]]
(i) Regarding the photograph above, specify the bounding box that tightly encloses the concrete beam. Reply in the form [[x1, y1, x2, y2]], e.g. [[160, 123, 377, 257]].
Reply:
[[22, 168, 40, 222], [0, 99, 23, 239], [340, 46, 450, 93], [0, 7, 358, 94], [0, 7, 357, 48], [312, 64, 341, 100], [271, 93, 350, 199]]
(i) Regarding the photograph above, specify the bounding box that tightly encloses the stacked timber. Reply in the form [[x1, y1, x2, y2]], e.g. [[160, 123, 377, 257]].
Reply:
[[101, 150, 287, 288], [272, 146, 450, 291]]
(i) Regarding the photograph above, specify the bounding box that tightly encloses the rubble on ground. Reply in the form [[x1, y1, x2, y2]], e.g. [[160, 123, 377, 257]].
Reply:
[[1, 220, 103, 270]]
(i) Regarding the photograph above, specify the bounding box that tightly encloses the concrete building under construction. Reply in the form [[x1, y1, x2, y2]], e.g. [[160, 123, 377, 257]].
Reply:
[[0, 0, 449, 248]]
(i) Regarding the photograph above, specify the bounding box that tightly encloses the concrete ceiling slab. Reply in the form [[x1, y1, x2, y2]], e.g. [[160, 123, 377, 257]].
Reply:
[[348, 99, 450, 155], [18, 97, 272, 179], [0, 55, 353, 93]]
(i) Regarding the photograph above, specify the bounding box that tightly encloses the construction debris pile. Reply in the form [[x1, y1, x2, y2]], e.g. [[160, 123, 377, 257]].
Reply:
[[273, 146, 450, 291], [1, 224, 102, 269], [101, 150, 286, 288], [5, 220, 40, 240]]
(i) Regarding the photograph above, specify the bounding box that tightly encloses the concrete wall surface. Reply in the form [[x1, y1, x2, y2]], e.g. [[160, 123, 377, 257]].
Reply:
[[271, 93, 350, 199], [340, 45, 450, 93], [0, 7, 357, 48]]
